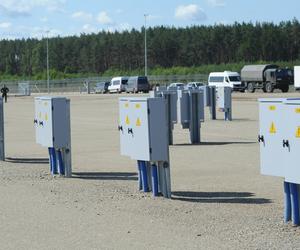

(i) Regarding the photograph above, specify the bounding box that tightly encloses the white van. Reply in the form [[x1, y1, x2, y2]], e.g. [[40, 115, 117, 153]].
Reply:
[[108, 76, 129, 93], [208, 71, 244, 91]]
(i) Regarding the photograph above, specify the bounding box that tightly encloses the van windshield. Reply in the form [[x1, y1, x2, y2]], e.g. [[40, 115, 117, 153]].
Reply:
[[229, 76, 241, 82]]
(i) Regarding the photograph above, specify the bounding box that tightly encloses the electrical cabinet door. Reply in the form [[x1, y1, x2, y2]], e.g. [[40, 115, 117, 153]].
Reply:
[[148, 98, 168, 161], [129, 99, 151, 161], [119, 98, 132, 157], [258, 98, 285, 177], [283, 99, 300, 184], [35, 98, 53, 147], [35, 97, 69, 148], [178, 91, 190, 128]]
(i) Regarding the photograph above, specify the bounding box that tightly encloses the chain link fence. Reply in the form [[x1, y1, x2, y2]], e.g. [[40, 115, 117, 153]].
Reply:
[[0, 74, 208, 94]]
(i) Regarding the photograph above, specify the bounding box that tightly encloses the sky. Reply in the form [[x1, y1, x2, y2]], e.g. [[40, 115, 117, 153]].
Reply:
[[0, 0, 300, 40]]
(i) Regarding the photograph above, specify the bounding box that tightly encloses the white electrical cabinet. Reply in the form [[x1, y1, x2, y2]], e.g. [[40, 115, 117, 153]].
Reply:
[[282, 99, 300, 184], [119, 97, 168, 161], [217, 87, 232, 109], [258, 98, 285, 177], [294, 66, 300, 89], [34, 97, 70, 148]]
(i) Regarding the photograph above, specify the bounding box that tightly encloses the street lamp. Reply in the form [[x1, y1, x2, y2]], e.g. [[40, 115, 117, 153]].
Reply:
[[144, 14, 148, 76], [46, 30, 50, 93]]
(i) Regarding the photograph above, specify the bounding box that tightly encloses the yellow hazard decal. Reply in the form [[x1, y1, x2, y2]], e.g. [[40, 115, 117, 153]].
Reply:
[[135, 104, 141, 109], [136, 118, 141, 126], [124, 103, 129, 108], [296, 127, 300, 138], [44, 102, 48, 106], [269, 122, 276, 134], [125, 115, 130, 125], [295, 108, 300, 113], [45, 113, 48, 121], [269, 105, 276, 111]]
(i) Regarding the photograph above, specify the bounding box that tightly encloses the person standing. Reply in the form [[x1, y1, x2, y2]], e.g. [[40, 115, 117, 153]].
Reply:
[[1, 85, 9, 103]]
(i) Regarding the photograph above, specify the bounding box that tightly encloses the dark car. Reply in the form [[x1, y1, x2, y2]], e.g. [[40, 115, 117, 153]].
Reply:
[[126, 76, 150, 93], [94, 82, 110, 94]]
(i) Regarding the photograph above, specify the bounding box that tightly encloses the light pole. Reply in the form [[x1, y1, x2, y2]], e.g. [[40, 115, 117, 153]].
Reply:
[[46, 30, 50, 93], [144, 14, 148, 76]]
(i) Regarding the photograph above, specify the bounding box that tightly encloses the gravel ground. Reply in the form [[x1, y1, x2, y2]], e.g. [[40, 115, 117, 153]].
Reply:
[[1, 91, 300, 249]]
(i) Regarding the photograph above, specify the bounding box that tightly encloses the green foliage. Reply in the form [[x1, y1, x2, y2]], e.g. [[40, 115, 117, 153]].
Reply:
[[0, 19, 300, 81]]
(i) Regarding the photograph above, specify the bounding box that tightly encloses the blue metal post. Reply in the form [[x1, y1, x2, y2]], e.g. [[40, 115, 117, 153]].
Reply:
[[225, 110, 228, 121], [48, 147, 57, 175], [151, 164, 159, 197], [57, 149, 65, 175], [290, 183, 300, 225], [137, 161, 143, 190], [140, 161, 149, 192], [284, 181, 291, 223]]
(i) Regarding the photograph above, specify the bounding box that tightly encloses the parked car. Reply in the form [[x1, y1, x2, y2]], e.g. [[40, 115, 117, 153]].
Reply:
[[167, 82, 185, 90], [94, 82, 110, 94], [186, 82, 205, 89], [126, 76, 150, 93], [108, 76, 129, 93]]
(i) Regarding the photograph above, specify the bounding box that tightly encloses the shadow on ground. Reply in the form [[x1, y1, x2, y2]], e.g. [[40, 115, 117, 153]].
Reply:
[[72, 172, 138, 181], [172, 191, 271, 204], [5, 157, 49, 164], [173, 141, 257, 146]]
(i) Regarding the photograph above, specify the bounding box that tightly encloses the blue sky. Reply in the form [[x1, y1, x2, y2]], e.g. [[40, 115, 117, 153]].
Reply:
[[0, 0, 299, 39]]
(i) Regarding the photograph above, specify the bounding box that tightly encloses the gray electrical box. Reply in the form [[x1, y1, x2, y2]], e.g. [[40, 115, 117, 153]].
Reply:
[[119, 97, 168, 161], [199, 85, 210, 106], [34, 97, 70, 148], [258, 98, 286, 177], [282, 99, 300, 184], [217, 87, 232, 110], [177, 90, 204, 128], [150, 90, 177, 124]]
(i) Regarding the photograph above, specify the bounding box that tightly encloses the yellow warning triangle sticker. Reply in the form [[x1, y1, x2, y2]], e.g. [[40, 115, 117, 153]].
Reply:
[[269, 122, 276, 134], [136, 117, 141, 126], [125, 115, 130, 125], [45, 113, 48, 121], [296, 127, 300, 138]]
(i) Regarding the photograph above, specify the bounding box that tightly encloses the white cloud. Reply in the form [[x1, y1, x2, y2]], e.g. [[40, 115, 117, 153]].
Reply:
[[71, 11, 93, 22], [40, 17, 48, 22], [97, 11, 113, 25], [0, 25, 63, 40], [207, 0, 226, 7], [0, 22, 12, 29], [82, 24, 97, 33], [0, 0, 66, 17], [175, 4, 207, 22]]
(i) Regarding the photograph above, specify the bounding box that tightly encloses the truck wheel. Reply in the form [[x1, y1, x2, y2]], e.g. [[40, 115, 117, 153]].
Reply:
[[262, 87, 267, 93], [265, 82, 274, 93], [247, 83, 255, 93], [281, 85, 289, 93]]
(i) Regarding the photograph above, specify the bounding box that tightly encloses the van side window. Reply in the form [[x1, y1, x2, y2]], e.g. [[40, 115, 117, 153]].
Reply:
[[113, 80, 120, 86], [209, 76, 224, 82]]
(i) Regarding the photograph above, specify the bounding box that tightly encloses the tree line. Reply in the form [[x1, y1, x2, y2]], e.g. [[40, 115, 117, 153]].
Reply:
[[0, 19, 300, 79]]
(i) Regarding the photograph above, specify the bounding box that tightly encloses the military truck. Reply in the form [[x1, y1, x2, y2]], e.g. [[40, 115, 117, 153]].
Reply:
[[241, 64, 294, 93]]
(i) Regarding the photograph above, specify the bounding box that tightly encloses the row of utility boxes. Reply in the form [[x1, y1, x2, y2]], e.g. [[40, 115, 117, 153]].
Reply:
[[259, 98, 300, 184]]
